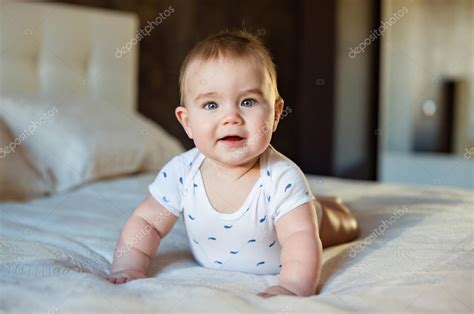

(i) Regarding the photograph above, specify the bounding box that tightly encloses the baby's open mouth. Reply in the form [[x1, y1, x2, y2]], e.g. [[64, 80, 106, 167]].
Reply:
[[219, 135, 245, 142]]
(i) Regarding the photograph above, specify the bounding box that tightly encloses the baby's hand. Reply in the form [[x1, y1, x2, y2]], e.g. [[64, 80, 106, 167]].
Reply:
[[107, 270, 146, 284], [257, 285, 297, 298]]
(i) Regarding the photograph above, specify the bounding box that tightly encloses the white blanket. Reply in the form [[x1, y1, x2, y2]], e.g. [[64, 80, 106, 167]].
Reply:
[[1, 173, 472, 313]]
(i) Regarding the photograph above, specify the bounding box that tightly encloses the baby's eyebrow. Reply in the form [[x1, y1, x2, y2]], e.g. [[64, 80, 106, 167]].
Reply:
[[241, 88, 264, 96], [194, 92, 219, 102]]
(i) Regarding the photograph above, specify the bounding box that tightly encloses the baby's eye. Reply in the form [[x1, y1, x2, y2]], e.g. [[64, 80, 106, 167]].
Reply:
[[241, 98, 256, 107], [203, 102, 219, 110]]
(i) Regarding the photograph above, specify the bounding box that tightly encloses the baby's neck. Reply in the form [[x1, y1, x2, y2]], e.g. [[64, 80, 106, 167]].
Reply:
[[201, 155, 260, 182]]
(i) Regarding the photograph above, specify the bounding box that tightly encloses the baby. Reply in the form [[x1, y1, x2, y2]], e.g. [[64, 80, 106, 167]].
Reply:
[[108, 30, 359, 297]]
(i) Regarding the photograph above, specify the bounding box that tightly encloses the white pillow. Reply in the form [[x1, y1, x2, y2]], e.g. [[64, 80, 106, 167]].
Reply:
[[0, 116, 50, 201], [1, 95, 185, 193]]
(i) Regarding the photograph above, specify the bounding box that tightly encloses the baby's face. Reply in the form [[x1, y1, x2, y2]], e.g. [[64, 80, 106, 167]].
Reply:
[[176, 57, 283, 167]]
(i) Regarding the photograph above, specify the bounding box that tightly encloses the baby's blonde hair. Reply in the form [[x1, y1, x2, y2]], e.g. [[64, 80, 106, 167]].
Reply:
[[178, 29, 280, 107]]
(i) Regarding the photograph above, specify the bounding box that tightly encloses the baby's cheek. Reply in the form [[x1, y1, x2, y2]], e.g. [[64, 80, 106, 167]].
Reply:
[[191, 127, 215, 149]]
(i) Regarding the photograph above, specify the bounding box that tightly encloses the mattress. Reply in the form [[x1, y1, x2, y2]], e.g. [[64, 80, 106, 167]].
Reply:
[[1, 173, 472, 313]]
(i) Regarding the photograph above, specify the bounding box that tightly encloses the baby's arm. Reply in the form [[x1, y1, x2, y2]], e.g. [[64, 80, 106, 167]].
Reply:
[[259, 201, 322, 297], [107, 194, 179, 284]]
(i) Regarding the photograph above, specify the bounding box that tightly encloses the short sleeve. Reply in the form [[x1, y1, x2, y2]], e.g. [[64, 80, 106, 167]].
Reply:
[[270, 163, 315, 223], [148, 156, 185, 217]]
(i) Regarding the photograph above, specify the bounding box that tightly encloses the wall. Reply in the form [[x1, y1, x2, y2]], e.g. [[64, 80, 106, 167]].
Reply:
[[379, 0, 473, 188], [380, 0, 473, 154]]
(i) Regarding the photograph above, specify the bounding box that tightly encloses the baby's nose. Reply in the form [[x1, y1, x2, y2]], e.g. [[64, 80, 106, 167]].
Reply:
[[222, 111, 243, 124]]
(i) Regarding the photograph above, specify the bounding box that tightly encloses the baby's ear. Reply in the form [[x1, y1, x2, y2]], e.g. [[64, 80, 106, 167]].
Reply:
[[272, 98, 285, 132], [175, 105, 193, 139]]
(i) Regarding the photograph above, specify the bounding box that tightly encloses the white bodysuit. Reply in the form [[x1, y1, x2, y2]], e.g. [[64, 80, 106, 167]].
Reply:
[[148, 144, 321, 275]]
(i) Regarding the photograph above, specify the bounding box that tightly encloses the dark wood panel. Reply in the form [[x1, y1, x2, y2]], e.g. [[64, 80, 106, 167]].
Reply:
[[296, 0, 336, 175]]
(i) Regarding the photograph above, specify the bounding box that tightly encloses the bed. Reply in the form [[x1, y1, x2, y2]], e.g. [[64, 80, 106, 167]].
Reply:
[[1, 172, 473, 312], [1, 2, 473, 313]]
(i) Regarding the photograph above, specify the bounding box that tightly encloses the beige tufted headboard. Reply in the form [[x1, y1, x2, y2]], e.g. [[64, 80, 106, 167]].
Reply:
[[0, 1, 139, 112]]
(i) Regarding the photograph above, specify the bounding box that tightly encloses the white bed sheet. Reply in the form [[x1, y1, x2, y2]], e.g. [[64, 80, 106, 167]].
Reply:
[[1, 173, 472, 313]]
